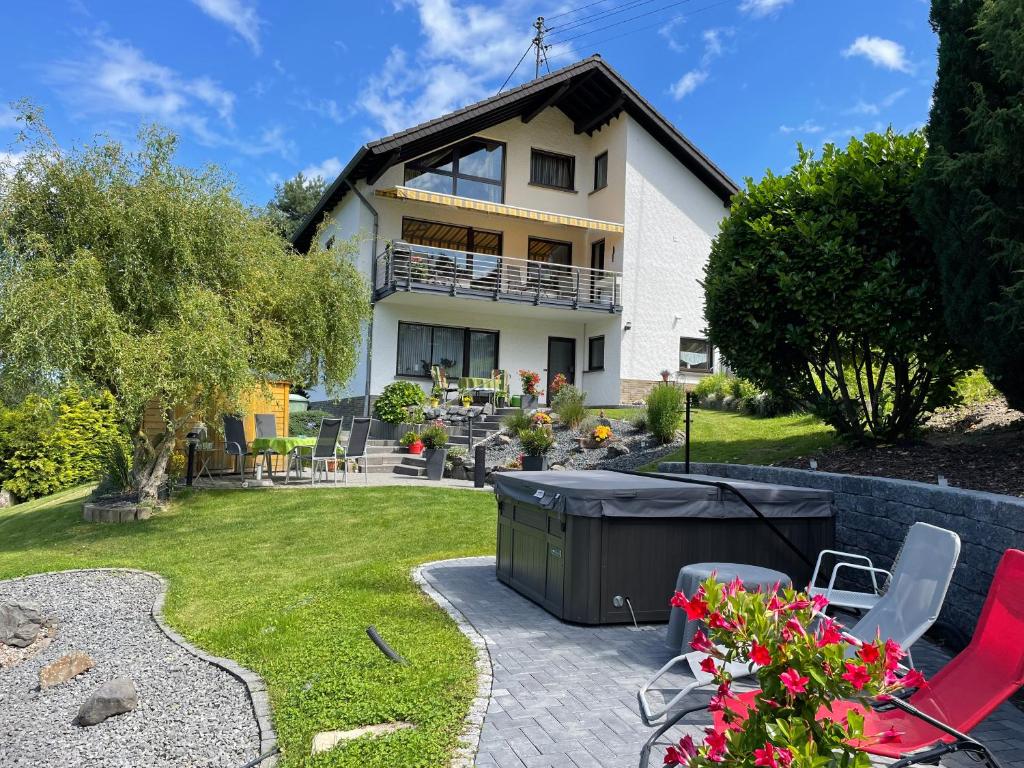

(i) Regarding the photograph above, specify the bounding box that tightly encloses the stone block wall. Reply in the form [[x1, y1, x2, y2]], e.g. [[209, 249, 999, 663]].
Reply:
[[659, 461, 1024, 645]]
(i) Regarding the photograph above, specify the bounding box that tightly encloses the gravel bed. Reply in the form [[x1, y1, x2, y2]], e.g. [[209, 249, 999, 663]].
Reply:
[[0, 571, 261, 768], [481, 418, 682, 473]]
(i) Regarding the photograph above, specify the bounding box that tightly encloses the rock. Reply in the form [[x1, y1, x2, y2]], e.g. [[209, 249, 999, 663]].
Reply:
[[596, 417, 612, 427], [77, 677, 138, 726], [0, 601, 46, 648], [550, 463, 566, 471], [311, 722, 416, 755], [606, 444, 631, 458], [40, 651, 95, 689], [0, 489, 14, 508], [496, 434, 513, 445]]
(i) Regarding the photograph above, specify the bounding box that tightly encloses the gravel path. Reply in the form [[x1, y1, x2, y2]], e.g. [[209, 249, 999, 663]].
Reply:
[[0, 570, 261, 768]]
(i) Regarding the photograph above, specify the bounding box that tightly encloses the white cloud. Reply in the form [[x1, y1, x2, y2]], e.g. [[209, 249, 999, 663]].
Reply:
[[0, 150, 27, 180], [739, 0, 793, 17], [779, 119, 823, 134], [300, 156, 343, 182], [845, 88, 908, 115], [669, 28, 732, 101], [297, 97, 351, 125], [191, 0, 262, 55], [47, 35, 292, 159], [843, 36, 911, 73], [659, 17, 687, 54], [0, 104, 20, 129], [358, 1, 538, 136]]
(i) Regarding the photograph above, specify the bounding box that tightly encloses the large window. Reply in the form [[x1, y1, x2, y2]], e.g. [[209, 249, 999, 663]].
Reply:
[[404, 138, 504, 203], [679, 337, 713, 372], [588, 336, 605, 371], [397, 322, 499, 379], [530, 148, 575, 191], [528, 237, 572, 265], [593, 152, 608, 191], [401, 218, 502, 255]]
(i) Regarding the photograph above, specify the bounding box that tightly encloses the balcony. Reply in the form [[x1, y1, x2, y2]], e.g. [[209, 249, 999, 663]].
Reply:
[[374, 242, 622, 313]]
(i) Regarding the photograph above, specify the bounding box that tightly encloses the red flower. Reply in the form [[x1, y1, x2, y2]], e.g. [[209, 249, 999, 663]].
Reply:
[[690, 630, 715, 653], [750, 641, 772, 666], [754, 743, 793, 768], [877, 726, 904, 744], [699, 656, 718, 675], [858, 643, 881, 664], [884, 638, 906, 671], [704, 728, 728, 761], [708, 612, 737, 632], [842, 661, 872, 690], [900, 668, 927, 689], [671, 590, 709, 621], [723, 576, 745, 597], [811, 593, 830, 612], [664, 735, 698, 765], [766, 594, 786, 612], [815, 618, 844, 647], [786, 598, 811, 611], [780, 667, 809, 695], [783, 617, 806, 637]]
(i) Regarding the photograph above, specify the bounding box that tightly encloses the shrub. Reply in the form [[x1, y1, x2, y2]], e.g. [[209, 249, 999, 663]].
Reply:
[[705, 130, 970, 440], [99, 440, 134, 495], [373, 381, 426, 424], [289, 408, 333, 437], [551, 385, 587, 429], [501, 411, 532, 433], [519, 426, 555, 456], [419, 423, 448, 450], [549, 373, 568, 397], [0, 388, 128, 500], [646, 383, 685, 444], [693, 372, 732, 400], [955, 369, 1000, 406], [399, 431, 420, 447]]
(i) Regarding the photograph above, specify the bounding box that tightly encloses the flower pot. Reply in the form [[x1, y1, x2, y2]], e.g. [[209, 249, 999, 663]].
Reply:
[[430, 398, 440, 408], [510, 395, 521, 408], [423, 448, 448, 481], [521, 454, 548, 471], [462, 397, 473, 407], [408, 440, 424, 455], [521, 394, 538, 410]]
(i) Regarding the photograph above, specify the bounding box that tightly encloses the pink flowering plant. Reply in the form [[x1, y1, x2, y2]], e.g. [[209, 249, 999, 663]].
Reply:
[[665, 577, 926, 766]]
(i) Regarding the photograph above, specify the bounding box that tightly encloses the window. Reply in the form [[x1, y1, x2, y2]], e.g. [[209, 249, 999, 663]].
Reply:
[[396, 322, 499, 378], [528, 237, 572, 265], [401, 218, 502, 255], [588, 336, 605, 371], [530, 148, 575, 191], [679, 337, 713, 372], [593, 152, 608, 191], [404, 138, 505, 203]]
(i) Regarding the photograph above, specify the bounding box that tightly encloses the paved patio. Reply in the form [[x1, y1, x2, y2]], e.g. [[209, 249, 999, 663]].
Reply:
[[190, 474, 481, 490], [418, 557, 1024, 768]]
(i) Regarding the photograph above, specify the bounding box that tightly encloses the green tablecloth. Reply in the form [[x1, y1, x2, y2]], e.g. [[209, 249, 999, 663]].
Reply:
[[459, 377, 498, 390], [250, 436, 317, 454]]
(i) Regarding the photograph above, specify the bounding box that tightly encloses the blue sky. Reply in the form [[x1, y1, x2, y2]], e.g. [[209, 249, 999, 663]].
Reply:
[[1, 1, 937, 206]]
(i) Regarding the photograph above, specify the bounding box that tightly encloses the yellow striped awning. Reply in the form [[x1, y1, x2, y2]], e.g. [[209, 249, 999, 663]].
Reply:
[[375, 186, 625, 233]]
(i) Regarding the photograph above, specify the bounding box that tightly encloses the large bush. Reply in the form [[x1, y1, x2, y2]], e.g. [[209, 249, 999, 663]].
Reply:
[[289, 409, 333, 437], [646, 383, 686, 444], [0, 388, 128, 500], [551, 385, 587, 429], [705, 130, 969, 441], [915, 0, 1024, 410], [373, 381, 426, 424]]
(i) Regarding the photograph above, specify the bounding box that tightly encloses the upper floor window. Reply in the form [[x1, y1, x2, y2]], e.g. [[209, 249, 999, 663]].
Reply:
[[530, 148, 575, 191], [404, 138, 504, 203], [679, 337, 713, 372], [593, 152, 608, 191]]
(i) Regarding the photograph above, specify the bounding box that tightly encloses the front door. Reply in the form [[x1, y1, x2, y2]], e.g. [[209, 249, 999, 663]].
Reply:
[[546, 337, 576, 405]]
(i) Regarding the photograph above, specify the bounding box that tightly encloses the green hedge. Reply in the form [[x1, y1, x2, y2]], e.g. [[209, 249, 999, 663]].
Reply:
[[0, 388, 129, 500]]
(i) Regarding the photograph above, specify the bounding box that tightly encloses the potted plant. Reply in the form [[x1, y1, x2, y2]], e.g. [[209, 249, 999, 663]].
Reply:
[[518, 369, 543, 410], [461, 393, 473, 407], [660, 368, 672, 382], [518, 424, 555, 471], [429, 384, 442, 409], [549, 372, 568, 398], [419, 421, 449, 480], [660, 578, 925, 766], [400, 430, 423, 454]]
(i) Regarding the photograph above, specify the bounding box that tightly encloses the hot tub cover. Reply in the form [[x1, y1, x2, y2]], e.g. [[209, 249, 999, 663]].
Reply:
[[492, 470, 833, 519]]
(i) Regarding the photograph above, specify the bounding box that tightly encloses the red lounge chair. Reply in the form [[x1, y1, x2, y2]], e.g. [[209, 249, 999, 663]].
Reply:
[[641, 549, 1024, 768]]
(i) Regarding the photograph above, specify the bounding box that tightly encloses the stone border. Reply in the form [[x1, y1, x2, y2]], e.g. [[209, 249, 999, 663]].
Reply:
[[0, 568, 278, 767], [412, 558, 494, 768]]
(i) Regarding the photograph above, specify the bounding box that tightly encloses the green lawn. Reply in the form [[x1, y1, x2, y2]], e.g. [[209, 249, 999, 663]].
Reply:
[[0, 485, 496, 767], [597, 407, 837, 467]]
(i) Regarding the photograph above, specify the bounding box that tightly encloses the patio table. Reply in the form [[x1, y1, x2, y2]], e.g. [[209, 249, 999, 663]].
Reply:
[[459, 376, 498, 404], [250, 436, 316, 481]]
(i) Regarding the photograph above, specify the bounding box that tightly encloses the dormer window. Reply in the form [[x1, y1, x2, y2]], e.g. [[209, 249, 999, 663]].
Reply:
[[404, 138, 505, 203]]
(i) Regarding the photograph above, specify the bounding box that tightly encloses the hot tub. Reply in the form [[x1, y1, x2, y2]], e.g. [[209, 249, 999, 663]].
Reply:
[[492, 470, 835, 624]]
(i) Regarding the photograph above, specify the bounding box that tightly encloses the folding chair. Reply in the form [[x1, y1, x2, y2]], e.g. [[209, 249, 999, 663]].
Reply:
[[292, 417, 345, 486], [222, 415, 253, 478], [637, 523, 961, 725], [342, 417, 371, 486], [254, 413, 277, 476], [654, 549, 1024, 768]]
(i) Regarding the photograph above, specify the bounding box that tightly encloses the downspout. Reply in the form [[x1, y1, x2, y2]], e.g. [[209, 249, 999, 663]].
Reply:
[[345, 180, 379, 418]]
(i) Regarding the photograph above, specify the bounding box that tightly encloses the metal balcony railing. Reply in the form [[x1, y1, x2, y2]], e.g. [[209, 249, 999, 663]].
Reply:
[[374, 242, 622, 312]]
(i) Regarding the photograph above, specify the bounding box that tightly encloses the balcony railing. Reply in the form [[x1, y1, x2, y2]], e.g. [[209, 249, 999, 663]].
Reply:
[[374, 242, 622, 312]]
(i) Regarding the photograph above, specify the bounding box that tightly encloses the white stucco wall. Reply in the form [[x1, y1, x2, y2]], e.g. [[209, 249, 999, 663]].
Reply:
[[619, 115, 728, 383]]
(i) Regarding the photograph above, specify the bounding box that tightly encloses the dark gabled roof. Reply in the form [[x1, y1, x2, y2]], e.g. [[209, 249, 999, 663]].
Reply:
[[292, 55, 739, 252]]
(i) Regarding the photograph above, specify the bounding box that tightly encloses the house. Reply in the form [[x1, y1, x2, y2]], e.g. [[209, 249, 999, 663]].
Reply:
[[293, 55, 738, 414]]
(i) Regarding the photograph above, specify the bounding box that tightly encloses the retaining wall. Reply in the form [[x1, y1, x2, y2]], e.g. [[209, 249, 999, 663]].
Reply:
[[659, 461, 1024, 645]]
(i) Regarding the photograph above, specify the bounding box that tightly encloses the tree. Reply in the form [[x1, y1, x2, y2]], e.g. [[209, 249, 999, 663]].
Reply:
[[704, 130, 969, 441], [265, 171, 327, 238], [0, 108, 371, 501], [914, 0, 1024, 410]]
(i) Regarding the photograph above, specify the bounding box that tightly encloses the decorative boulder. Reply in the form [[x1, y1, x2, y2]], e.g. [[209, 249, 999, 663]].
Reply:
[[77, 677, 138, 726], [496, 434, 513, 446], [606, 444, 630, 458], [0, 489, 14, 508], [40, 652, 95, 689], [0, 601, 46, 648]]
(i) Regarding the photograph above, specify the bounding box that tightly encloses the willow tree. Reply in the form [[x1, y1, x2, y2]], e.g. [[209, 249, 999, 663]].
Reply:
[[0, 107, 370, 500]]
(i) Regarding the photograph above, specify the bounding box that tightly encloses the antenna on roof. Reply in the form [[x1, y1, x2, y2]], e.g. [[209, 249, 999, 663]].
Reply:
[[532, 16, 550, 78]]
